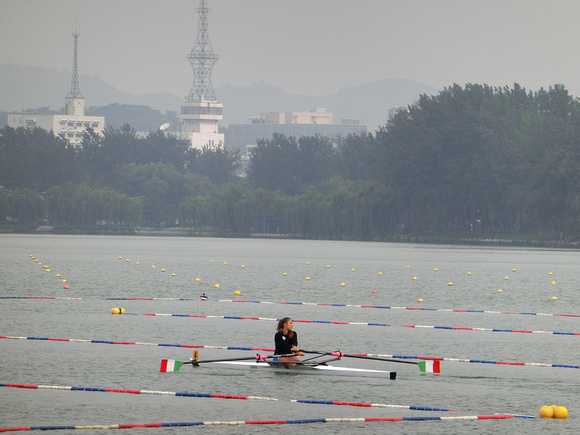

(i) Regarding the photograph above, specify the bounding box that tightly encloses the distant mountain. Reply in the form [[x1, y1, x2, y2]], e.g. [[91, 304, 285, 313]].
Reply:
[[0, 64, 181, 113], [0, 64, 440, 131]]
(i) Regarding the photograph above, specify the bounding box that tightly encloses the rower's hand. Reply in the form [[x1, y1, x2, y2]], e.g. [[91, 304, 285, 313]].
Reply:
[[291, 347, 304, 356]]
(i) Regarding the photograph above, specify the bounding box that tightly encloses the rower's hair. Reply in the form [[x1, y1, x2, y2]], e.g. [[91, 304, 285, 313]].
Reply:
[[277, 317, 294, 338]]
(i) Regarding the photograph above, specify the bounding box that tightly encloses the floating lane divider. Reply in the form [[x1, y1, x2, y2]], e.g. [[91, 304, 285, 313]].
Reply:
[[107, 297, 580, 318], [3, 296, 580, 319], [121, 313, 580, 336], [2, 335, 579, 369], [0, 335, 273, 350], [0, 414, 533, 432], [0, 383, 455, 411], [0, 296, 83, 300]]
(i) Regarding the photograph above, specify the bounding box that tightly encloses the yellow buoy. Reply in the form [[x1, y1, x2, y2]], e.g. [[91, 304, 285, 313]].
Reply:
[[56, 274, 60, 277], [110, 308, 125, 315], [378, 272, 383, 276], [552, 296, 557, 300], [62, 279, 67, 283], [498, 289, 502, 292], [234, 290, 241, 295], [283, 272, 287, 276], [554, 406, 568, 419], [418, 298, 423, 303], [171, 273, 176, 276], [551, 281, 556, 285], [241, 265, 245, 268], [43, 265, 48, 269], [539, 405, 554, 418], [305, 277, 310, 281], [406, 265, 410, 268], [340, 283, 345, 287], [161, 269, 166, 272], [549, 272, 553, 275], [351, 268, 355, 272], [152, 265, 155, 268], [136, 262, 139, 265], [224, 262, 227, 265], [413, 277, 417, 280], [434, 268, 438, 272], [45, 269, 50, 273], [214, 284, 220, 288], [126, 259, 130, 262], [306, 262, 310, 265], [467, 272, 471, 275], [195, 278, 200, 282], [118, 257, 122, 259], [448, 282, 453, 286], [512, 268, 516, 272], [211, 260, 214, 262], [504, 276, 508, 280], [327, 265, 330, 268]]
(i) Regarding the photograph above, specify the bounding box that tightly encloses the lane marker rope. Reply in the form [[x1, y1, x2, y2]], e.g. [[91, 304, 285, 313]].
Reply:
[[0, 414, 533, 432], [119, 312, 580, 336], [4, 296, 579, 319], [0, 383, 454, 411]]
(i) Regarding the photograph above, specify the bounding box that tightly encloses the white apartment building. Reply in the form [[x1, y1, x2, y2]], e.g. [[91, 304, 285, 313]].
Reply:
[[7, 112, 105, 146]]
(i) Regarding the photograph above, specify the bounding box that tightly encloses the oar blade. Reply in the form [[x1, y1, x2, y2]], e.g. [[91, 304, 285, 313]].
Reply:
[[160, 359, 184, 372], [418, 360, 440, 374]]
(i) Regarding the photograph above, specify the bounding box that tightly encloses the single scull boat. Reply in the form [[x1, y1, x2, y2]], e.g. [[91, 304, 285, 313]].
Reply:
[[204, 360, 397, 379]]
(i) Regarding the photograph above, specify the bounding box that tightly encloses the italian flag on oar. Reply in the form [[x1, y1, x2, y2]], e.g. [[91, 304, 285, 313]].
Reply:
[[160, 359, 183, 372], [417, 360, 440, 373]]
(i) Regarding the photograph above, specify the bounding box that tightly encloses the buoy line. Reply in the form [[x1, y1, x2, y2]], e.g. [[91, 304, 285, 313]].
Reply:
[[2, 335, 579, 369], [4, 296, 578, 319], [117, 312, 580, 336], [0, 383, 455, 412], [0, 296, 83, 300], [0, 414, 533, 432]]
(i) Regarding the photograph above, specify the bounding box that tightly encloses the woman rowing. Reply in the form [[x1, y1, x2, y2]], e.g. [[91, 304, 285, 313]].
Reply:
[[274, 317, 305, 366]]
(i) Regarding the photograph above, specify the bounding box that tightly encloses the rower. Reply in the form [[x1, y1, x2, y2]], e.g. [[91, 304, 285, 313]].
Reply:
[[274, 317, 305, 366]]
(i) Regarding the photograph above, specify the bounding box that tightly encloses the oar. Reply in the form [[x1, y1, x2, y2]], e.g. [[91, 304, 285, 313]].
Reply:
[[160, 353, 295, 372], [300, 349, 440, 373]]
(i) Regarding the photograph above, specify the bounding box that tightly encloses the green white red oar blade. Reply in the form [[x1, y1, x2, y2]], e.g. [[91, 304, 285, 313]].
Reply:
[[418, 360, 440, 373], [160, 359, 184, 372]]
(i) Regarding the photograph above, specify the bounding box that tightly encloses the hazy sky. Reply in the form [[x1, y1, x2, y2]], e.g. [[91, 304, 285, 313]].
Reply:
[[2, 0, 580, 99]]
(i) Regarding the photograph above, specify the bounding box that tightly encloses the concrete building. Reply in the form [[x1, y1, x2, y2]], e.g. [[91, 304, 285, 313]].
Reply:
[[7, 113, 104, 146], [226, 108, 368, 154]]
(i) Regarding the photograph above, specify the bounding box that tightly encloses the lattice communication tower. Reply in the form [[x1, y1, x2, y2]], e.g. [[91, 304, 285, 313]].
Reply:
[[186, 0, 218, 102], [67, 29, 83, 99]]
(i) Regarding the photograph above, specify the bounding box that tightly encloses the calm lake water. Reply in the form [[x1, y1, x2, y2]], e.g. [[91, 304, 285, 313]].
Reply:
[[1, 234, 579, 434]]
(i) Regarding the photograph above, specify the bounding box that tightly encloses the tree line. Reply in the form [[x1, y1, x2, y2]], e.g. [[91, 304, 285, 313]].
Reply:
[[1, 83, 579, 240]]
